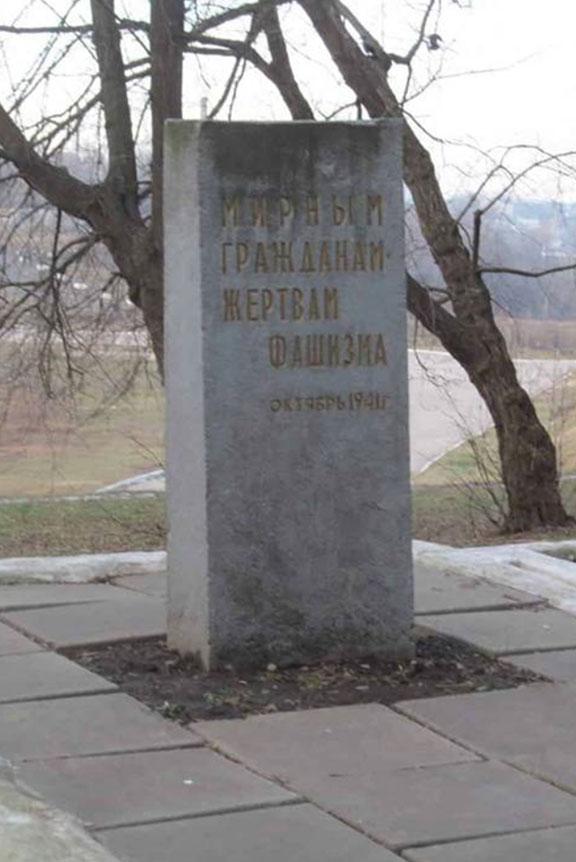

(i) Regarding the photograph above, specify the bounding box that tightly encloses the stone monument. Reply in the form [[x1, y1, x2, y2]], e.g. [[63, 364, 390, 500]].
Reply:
[[164, 120, 413, 669]]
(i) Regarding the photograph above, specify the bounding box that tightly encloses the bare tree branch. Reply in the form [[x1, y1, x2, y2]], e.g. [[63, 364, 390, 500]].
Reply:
[[481, 263, 576, 278], [0, 19, 148, 35], [257, 0, 314, 120], [90, 0, 138, 216], [150, 0, 184, 246], [0, 103, 97, 219], [184, 0, 292, 41]]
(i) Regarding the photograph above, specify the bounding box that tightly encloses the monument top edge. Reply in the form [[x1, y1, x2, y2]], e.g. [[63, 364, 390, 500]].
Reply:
[[164, 118, 403, 128]]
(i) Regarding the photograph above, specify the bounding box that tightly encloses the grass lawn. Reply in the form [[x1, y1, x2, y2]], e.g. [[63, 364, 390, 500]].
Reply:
[[413, 479, 576, 547], [0, 496, 166, 558], [1, 480, 575, 558]]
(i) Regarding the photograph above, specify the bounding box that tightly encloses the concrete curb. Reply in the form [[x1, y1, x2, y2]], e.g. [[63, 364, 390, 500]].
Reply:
[[0, 551, 166, 584], [96, 469, 166, 495], [414, 540, 576, 614], [0, 765, 120, 861]]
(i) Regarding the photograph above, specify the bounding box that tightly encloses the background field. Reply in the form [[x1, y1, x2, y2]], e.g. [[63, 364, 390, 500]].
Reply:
[[1, 318, 576, 556], [0, 351, 163, 498]]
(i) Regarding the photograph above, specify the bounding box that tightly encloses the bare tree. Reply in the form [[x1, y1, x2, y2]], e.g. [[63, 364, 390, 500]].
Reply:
[[0, 0, 572, 532]]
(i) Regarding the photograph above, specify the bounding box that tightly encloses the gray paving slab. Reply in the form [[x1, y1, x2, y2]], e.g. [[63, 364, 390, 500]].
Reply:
[[0, 693, 200, 762], [0, 583, 129, 611], [0, 652, 117, 703], [194, 704, 478, 787], [111, 574, 167, 598], [0, 774, 119, 862], [398, 683, 576, 792], [418, 607, 576, 655], [0, 620, 44, 655], [286, 760, 576, 849], [20, 748, 298, 829], [403, 825, 576, 862], [1, 598, 166, 648], [101, 804, 400, 862], [414, 564, 542, 615], [505, 649, 576, 681]]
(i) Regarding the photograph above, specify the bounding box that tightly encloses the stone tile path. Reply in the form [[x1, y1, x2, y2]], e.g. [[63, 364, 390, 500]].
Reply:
[[0, 620, 44, 655], [2, 596, 166, 648], [103, 804, 402, 862], [418, 606, 576, 655], [1, 564, 576, 860], [0, 652, 116, 703], [413, 564, 541, 615], [506, 648, 576, 680], [402, 825, 576, 862], [19, 748, 298, 829]]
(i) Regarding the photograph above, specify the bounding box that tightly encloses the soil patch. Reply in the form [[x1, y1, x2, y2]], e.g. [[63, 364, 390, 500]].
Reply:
[[67, 632, 543, 724]]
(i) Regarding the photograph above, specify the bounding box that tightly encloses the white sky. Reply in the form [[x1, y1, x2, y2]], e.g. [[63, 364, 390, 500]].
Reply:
[[188, 0, 576, 199], [1, 0, 575, 198]]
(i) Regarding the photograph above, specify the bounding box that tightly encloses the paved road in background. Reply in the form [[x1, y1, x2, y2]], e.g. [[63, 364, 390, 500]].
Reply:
[[409, 350, 576, 474]]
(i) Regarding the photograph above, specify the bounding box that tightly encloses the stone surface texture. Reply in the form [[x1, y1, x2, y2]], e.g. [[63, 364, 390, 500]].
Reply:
[[414, 564, 541, 615], [0, 773, 119, 862], [0, 583, 128, 610], [0, 652, 116, 703], [0, 693, 199, 762], [0, 551, 166, 584], [165, 119, 412, 667], [398, 683, 576, 791], [0, 621, 43, 656], [403, 825, 576, 862], [1, 597, 166, 647], [418, 607, 576, 655], [289, 760, 576, 849], [101, 804, 400, 862], [20, 748, 298, 829], [506, 649, 576, 681], [111, 573, 167, 598], [195, 704, 478, 786]]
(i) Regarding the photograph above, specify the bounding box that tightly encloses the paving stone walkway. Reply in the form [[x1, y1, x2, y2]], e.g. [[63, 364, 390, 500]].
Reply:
[[2, 563, 576, 860]]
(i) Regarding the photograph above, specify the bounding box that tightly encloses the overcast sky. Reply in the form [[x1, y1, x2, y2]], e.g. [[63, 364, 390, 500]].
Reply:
[[2, 0, 575, 199], [187, 0, 576, 199]]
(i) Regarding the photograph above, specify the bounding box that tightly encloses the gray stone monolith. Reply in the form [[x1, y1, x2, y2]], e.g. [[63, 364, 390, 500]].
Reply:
[[164, 120, 412, 669]]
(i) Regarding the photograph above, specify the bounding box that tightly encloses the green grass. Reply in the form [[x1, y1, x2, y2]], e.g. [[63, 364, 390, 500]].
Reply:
[[0, 480, 574, 558], [0, 496, 166, 558], [413, 478, 576, 547]]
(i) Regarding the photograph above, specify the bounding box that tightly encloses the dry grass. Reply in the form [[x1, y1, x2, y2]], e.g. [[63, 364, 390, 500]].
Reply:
[[0, 355, 164, 498], [417, 373, 576, 487], [409, 314, 576, 359]]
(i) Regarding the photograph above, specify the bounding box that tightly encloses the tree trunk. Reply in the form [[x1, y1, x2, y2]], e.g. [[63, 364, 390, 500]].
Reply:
[[470, 347, 568, 532], [407, 276, 569, 531]]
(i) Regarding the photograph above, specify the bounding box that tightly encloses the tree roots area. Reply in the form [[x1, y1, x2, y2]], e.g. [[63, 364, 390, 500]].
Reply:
[[67, 632, 540, 724]]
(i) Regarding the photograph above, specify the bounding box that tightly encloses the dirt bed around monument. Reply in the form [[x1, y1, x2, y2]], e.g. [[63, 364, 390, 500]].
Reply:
[[66, 632, 543, 724]]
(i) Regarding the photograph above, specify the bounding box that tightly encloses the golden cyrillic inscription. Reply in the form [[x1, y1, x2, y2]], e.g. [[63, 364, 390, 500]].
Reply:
[[222, 193, 384, 229], [223, 287, 339, 323], [221, 240, 385, 275], [219, 189, 391, 398], [268, 333, 387, 369], [270, 392, 388, 412]]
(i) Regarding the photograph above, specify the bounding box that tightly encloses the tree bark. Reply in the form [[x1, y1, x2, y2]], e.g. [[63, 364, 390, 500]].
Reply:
[[298, 0, 570, 531]]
